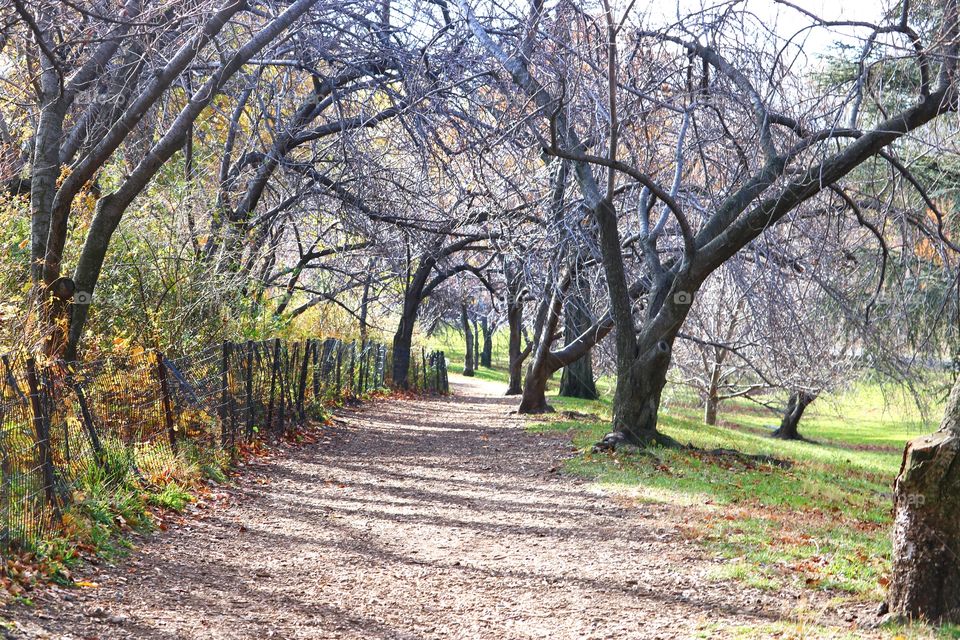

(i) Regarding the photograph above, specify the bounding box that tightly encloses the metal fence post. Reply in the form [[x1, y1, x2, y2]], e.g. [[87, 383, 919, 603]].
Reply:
[[245, 341, 254, 441], [312, 338, 320, 399], [441, 351, 448, 392], [220, 341, 231, 449], [377, 345, 386, 389], [421, 347, 428, 390], [278, 341, 288, 434], [297, 339, 310, 421], [362, 342, 368, 392], [348, 341, 356, 394], [267, 338, 280, 433], [335, 341, 342, 393]]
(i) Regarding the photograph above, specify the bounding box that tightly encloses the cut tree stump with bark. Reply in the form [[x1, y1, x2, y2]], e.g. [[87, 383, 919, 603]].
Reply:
[[887, 379, 960, 623]]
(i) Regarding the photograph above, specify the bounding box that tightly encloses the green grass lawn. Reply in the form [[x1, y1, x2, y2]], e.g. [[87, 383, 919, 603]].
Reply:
[[427, 325, 512, 384], [432, 330, 958, 638]]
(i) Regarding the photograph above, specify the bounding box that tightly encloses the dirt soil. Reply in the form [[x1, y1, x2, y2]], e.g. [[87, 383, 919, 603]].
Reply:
[[2, 377, 889, 639]]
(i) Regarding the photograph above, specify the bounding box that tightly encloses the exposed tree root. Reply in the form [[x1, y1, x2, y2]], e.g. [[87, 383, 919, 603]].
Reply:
[[770, 427, 808, 441], [687, 446, 792, 469], [558, 410, 602, 422], [517, 403, 555, 415], [592, 430, 680, 452], [592, 431, 792, 468]]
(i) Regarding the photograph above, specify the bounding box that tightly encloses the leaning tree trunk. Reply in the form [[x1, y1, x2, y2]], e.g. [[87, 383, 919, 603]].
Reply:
[[390, 255, 437, 389], [887, 378, 960, 623], [558, 274, 598, 400], [461, 304, 475, 377], [772, 391, 817, 440], [518, 359, 553, 413], [518, 277, 564, 413]]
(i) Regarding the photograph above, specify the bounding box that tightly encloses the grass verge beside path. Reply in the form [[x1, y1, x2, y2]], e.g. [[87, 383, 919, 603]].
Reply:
[[533, 387, 960, 638], [432, 333, 955, 638]]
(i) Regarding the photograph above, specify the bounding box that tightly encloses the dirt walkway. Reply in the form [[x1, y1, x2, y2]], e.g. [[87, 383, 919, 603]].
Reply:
[[3, 377, 882, 639]]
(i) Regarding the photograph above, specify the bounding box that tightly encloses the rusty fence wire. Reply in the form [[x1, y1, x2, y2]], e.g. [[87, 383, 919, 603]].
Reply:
[[0, 338, 448, 550]]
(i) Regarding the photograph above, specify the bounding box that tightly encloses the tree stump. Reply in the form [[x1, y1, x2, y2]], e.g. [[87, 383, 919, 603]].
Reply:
[[887, 380, 960, 622]]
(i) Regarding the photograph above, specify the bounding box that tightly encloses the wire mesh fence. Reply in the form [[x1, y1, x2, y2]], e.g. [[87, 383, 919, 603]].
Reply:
[[0, 337, 448, 551]]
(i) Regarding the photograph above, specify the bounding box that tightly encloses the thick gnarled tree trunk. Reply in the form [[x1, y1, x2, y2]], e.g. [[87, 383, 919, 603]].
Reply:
[[887, 379, 960, 623], [599, 339, 678, 448], [391, 307, 417, 388], [559, 357, 597, 400], [772, 391, 817, 440], [518, 364, 552, 412]]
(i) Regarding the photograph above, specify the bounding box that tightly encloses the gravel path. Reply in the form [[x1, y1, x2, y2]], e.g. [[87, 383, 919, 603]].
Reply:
[[3, 377, 884, 639]]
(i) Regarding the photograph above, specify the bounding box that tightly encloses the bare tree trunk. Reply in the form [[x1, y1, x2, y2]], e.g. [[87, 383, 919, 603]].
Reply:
[[30, 75, 66, 285], [461, 303, 475, 376], [558, 354, 597, 398], [391, 294, 419, 388], [704, 363, 722, 425], [518, 361, 552, 412], [391, 252, 435, 389], [887, 379, 960, 623], [704, 393, 719, 426], [592, 196, 685, 448], [518, 273, 565, 412], [504, 261, 527, 395], [772, 391, 817, 440], [603, 339, 679, 447], [506, 322, 528, 394], [519, 269, 612, 414], [558, 273, 598, 400], [473, 318, 480, 368], [480, 316, 493, 368]]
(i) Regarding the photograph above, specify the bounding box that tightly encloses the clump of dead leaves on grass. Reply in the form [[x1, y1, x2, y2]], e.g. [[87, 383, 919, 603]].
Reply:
[[679, 503, 889, 596]]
